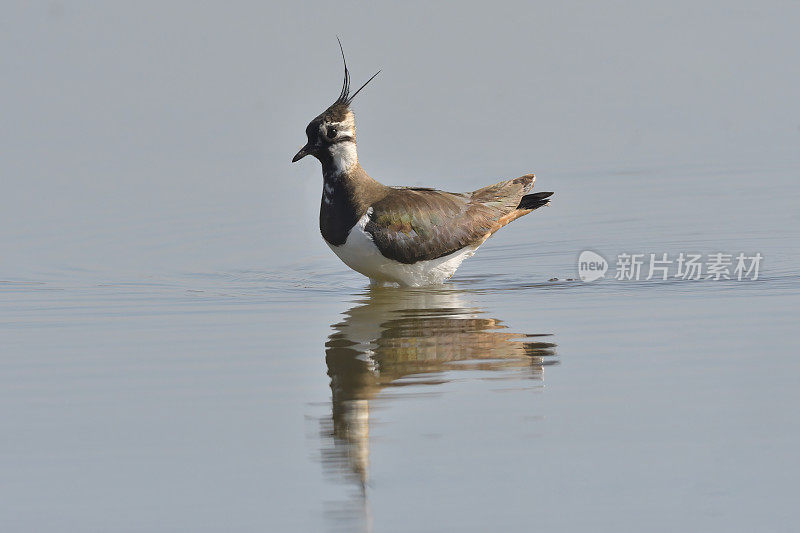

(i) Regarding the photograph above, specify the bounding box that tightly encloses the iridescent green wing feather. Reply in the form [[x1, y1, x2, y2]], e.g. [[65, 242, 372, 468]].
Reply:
[[364, 178, 532, 264]]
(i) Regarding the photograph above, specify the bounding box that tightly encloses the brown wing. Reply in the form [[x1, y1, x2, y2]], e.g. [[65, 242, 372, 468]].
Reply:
[[364, 175, 535, 264]]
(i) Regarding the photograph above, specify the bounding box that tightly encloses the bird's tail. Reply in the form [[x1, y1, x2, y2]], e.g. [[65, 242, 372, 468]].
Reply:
[[517, 191, 554, 211]]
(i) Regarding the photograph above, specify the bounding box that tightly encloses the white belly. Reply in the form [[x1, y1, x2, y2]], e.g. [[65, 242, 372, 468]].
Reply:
[[327, 213, 479, 287]]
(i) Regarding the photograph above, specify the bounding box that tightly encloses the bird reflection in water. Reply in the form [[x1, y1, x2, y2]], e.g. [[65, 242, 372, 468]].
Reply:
[[320, 286, 557, 507]]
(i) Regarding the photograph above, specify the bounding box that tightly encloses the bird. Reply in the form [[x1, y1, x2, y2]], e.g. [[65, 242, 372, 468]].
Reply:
[[292, 41, 554, 287]]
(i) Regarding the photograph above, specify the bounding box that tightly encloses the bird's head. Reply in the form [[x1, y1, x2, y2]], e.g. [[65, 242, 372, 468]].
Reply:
[[292, 39, 380, 174]]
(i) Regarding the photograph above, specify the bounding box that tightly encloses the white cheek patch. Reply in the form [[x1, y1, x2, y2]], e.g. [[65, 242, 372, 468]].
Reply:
[[319, 111, 357, 174], [328, 141, 358, 173]]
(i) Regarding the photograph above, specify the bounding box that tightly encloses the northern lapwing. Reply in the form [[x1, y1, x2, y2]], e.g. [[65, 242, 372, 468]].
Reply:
[[292, 41, 554, 287]]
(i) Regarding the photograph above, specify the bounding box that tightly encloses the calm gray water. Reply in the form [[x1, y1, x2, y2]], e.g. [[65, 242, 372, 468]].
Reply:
[[2, 2, 800, 532]]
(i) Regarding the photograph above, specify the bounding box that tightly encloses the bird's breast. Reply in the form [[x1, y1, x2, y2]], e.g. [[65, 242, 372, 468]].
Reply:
[[319, 180, 362, 246], [327, 210, 480, 286]]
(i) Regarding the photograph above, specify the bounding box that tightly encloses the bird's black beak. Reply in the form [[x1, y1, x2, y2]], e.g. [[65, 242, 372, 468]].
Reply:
[[292, 143, 312, 163]]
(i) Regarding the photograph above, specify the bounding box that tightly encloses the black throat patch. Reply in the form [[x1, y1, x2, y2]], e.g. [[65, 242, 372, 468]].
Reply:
[[319, 173, 362, 246]]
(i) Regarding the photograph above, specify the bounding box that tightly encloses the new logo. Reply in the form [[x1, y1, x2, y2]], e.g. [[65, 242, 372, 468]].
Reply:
[[578, 251, 608, 282]]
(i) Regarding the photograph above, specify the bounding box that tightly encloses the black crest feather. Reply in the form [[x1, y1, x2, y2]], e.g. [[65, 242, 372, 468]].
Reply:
[[334, 37, 381, 107]]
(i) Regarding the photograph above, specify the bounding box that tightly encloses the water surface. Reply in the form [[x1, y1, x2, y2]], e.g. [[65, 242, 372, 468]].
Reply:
[[2, 2, 800, 532]]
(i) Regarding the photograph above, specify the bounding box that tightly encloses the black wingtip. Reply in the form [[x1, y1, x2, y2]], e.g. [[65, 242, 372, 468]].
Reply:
[[517, 191, 554, 211]]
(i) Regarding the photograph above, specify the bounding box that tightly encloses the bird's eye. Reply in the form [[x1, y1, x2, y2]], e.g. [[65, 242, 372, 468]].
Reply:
[[326, 127, 337, 139]]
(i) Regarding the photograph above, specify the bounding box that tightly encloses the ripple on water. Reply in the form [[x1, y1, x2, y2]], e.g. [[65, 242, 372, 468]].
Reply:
[[316, 284, 558, 500]]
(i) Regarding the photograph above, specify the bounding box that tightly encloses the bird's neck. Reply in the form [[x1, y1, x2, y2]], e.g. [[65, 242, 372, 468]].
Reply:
[[319, 163, 387, 246], [320, 140, 358, 176]]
